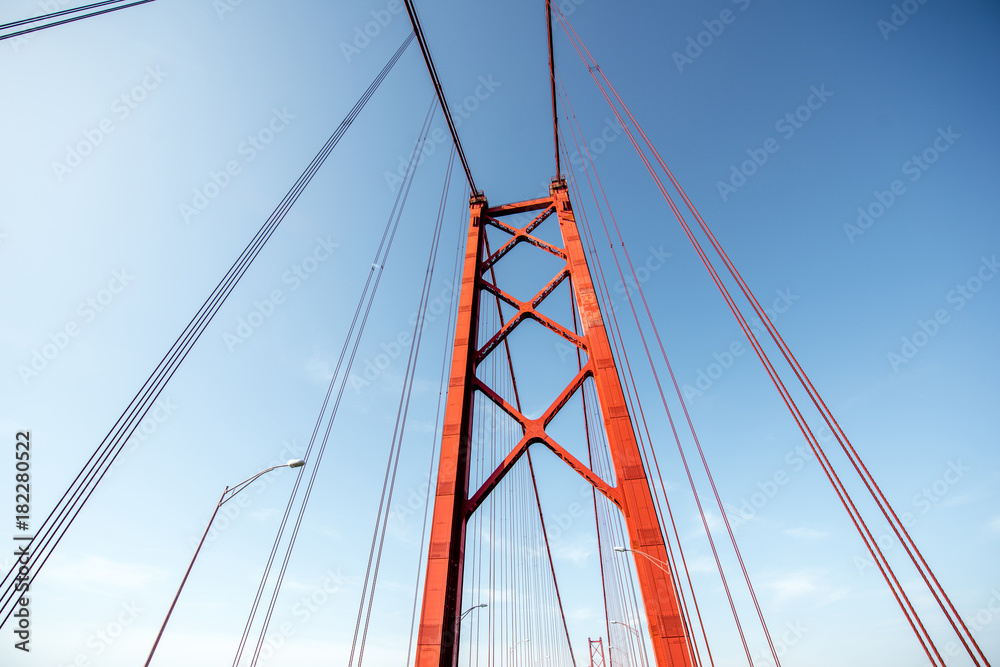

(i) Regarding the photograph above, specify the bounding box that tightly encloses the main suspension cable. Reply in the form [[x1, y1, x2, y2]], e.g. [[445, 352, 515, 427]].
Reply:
[[545, 0, 561, 180], [401, 0, 477, 194]]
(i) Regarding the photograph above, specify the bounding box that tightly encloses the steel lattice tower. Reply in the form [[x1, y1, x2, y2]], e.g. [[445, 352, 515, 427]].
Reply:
[[414, 179, 695, 667]]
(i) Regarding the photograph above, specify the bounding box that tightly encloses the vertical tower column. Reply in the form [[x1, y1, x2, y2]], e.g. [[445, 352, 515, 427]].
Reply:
[[414, 194, 486, 667], [550, 181, 692, 667]]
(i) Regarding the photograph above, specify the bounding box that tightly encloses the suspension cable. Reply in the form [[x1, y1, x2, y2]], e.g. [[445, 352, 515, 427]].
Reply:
[[555, 11, 949, 665], [0, 0, 156, 41], [0, 31, 416, 633], [405, 183, 468, 665], [481, 229, 578, 667], [545, 0, 561, 180], [559, 125, 710, 667], [401, 0, 477, 194], [238, 94, 436, 667], [351, 144, 457, 667], [614, 75, 991, 667]]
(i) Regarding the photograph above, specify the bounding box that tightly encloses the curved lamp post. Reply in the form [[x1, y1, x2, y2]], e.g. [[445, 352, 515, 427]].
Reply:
[[143, 459, 305, 666], [460, 602, 488, 622], [608, 644, 631, 667], [611, 620, 649, 667], [612, 620, 641, 638], [611, 549, 663, 667], [509, 638, 531, 666], [612, 545, 672, 575]]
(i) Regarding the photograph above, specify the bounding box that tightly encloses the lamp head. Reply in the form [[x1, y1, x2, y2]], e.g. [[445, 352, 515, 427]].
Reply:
[[287, 459, 306, 468], [613, 546, 628, 552]]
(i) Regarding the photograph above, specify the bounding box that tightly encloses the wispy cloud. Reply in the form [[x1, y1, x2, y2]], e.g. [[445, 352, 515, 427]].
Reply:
[[767, 571, 819, 603], [46, 554, 163, 591], [249, 507, 279, 521], [783, 526, 829, 540], [551, 535, 593, 564], [304, 353, 334, 383], [685, 556, 718, 574], [764, 569, 850, 607], [942, 493, 973, 508]]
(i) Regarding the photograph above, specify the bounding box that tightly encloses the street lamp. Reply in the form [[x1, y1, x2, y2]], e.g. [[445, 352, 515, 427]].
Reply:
[[143, 459, 306, 666], [608, 644, 631, 667], [509, 638, 530, 665], [611, 621, 649, 667], [611, 620, 641, 638], [613, 545, 672, 575], [459, 602, 488, 621]]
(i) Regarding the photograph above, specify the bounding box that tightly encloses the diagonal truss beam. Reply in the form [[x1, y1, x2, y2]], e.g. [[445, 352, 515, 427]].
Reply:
[[476, 267, 585, 362], [481, 230, 566, 274], [466, 363, 621, 517]]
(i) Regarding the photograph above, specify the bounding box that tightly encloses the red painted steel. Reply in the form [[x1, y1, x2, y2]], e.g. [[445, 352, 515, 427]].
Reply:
[[589, 637, 606, 667], [414, 181, 694, 667], [414, 193, 486, 667]]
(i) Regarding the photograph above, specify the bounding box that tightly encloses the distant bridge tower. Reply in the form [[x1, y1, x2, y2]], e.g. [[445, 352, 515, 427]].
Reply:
[[590, 637, 607, 667]]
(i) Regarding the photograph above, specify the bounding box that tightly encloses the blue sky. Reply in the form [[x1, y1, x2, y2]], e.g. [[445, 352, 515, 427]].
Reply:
[[1, 0, 998, 666]]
